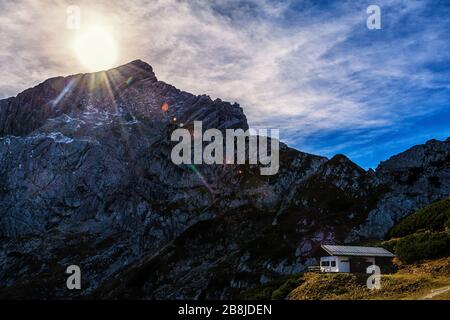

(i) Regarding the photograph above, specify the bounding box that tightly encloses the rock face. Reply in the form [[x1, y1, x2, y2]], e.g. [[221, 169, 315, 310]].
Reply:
[[0, 60, 449, 299], [353, 138, 450, 239]]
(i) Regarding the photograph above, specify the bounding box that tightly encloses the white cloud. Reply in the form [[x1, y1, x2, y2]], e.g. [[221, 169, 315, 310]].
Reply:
[[0, 0, 448, 166]]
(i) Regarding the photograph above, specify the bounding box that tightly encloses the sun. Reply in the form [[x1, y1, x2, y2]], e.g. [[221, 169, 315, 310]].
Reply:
[[74, 27, 118, 72]]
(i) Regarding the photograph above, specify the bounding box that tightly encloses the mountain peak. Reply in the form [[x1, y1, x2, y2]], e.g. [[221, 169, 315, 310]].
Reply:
[[123, 59, 153, 71], [109, 59, 156, 83], [0, 59, 249, 136]]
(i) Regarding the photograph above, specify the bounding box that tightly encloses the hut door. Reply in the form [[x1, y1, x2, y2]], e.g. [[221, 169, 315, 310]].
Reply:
[[350, 257, 372, 273]]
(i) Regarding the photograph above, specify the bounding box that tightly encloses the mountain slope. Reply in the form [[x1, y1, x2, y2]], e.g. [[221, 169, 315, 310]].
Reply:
[[0, 61, 449, 299], [286, 260, 450, 300]]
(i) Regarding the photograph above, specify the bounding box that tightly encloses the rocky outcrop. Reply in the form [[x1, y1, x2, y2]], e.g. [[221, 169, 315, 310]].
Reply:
[[352, 138, 450, 239], [0, 61, 449, 299]]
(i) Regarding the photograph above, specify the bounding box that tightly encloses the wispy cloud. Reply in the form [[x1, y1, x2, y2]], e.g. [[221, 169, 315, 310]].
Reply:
[[1, 0, 449, 168]]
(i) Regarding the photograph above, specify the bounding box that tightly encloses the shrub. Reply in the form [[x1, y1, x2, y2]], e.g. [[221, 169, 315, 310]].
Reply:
[[386, 198, 450, 239], [241, 274, 304, 300], [394, 231, 450, 263], [271, 276, 305, 300], [381, 238, 398, 253]]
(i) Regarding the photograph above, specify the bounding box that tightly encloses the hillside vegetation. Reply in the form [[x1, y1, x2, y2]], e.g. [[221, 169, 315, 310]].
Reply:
[[386, 197, 450, 239], [241, 274, 305, 300], [242, 257, 450, 300], [383, 197, 450, 264], [288, 258, 449, 300]]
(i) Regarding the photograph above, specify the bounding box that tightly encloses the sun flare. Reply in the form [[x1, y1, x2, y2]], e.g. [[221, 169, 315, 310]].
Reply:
[[74, 27, 118, 72]]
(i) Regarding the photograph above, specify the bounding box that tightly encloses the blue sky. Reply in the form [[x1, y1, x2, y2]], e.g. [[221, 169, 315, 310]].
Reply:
[[0, 0, 449, 169]]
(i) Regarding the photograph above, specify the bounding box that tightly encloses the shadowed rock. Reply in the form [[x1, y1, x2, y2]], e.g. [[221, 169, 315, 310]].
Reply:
[[0, 61, 449, 299]]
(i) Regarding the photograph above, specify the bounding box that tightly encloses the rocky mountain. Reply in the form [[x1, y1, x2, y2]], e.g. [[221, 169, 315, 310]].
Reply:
[[0, 60, 449, 299]]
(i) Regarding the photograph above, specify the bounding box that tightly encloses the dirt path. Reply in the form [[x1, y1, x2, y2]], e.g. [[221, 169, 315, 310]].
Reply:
[[420, 285, 450, 300]]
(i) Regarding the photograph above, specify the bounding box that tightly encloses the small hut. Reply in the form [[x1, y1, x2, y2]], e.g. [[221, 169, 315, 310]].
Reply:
[[319, 245, 395, 273]]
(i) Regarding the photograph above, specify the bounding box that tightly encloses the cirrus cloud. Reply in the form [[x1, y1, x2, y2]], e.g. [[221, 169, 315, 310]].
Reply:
[[0, 0, 449, 168]]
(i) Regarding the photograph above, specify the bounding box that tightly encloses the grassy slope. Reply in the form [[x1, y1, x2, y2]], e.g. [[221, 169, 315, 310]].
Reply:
[[241, 257, 449, 300], [288, 258, 450, 300]]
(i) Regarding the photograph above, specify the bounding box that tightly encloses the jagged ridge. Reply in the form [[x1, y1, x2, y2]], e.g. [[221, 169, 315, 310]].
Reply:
[[0, 61, 449, 299]]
